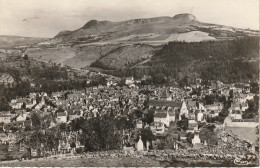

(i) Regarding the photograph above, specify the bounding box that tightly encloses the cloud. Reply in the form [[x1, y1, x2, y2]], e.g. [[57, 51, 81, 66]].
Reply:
[[22, 16, 40, 22]]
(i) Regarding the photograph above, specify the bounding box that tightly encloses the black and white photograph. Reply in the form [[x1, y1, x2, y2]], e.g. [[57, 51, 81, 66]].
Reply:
[[0, 0, 259, 167]]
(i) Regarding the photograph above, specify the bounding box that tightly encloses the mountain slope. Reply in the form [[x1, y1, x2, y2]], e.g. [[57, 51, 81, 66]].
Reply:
[[0, 35, 48, 48], [24, 13, 260, 81], [54, 14, 216, 43]]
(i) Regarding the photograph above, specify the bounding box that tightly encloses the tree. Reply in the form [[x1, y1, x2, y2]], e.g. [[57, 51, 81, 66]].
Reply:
[[139, 128, 155, 149], [69, 117, 85, 131], [82, 117, 123, 152], [152, 73, 167, 85], [250, 82, 259, 94], [133, 109, 143, 119], [204, 95, 216, 105], [31, 112, 41, 129], [218, 109, 229, 123], [0, 96, 12, 111], [70, 142, 76, 149], [177, 116, 188, 130], [186, 132, 194, 144], [242, 97, 259, 119], [143, 109, 155, 124], [199, 125, 218, 146], [59, 123, 67, 132], [179, 76, 188, 87]]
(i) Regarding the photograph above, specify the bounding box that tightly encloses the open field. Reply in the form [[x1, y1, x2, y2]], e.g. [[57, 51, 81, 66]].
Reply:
[[176, 31, 216, 42], [225, 127, 257, 144]]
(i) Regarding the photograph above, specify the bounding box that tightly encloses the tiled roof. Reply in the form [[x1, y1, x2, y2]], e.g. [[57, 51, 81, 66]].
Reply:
[[57, 112, 66, 116], [187, 101, 197, 108], [149, 100, 182, 108], [154, 112, 167, 118], [168, 111, 175, 116]]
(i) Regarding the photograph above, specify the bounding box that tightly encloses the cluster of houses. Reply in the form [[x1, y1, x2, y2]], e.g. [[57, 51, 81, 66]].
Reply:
[[0, 73, 15, 87], [0, 75, 258, 153]]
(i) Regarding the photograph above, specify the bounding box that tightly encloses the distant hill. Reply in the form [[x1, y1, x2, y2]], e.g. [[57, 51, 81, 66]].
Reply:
[[21, 13, 260, 83], [54, 14, 212, 43], [0, 35, 48, 48]]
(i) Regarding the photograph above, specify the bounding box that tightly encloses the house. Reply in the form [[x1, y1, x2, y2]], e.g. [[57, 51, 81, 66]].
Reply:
[[179, 131, 187, 141], [16, 113, 27, 122], [159, 89, 172, 101], [106, 80, 114, 87], [148, 100, 182, 110], [26, 99, 37, 109], [154, 112, 170, 127], [229, 103, 241, 112], [0, 133, 16, 144], [186, 100, 198, 111], [198, 103, 206, 111], [207, 110, 220, 118], [196, 110, 204, 122], [179, 101, 189, 119], [205, 102, 223, 111], [10, 99, 24, 109], [56, 112, 67, 123], [192, 133, 202, 149], [0, 73, 15, 86], [229, 111, 242, 120], [187, 119, 198, 133], [0, 112, 12, 123], [68, 111, 81, 121], [150, 122, 165, 134], [241, 103, 248, 112], [136, 120, 143, 129], [136, 136, 144, 151], [3, 120, 31, 132], [125, 77, 134, 85], [168, 109, 175, 123], [141, 75, 152, 81]]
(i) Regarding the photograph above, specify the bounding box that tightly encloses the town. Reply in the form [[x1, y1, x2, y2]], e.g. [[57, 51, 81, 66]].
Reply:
[[0, 53, 258, 165]]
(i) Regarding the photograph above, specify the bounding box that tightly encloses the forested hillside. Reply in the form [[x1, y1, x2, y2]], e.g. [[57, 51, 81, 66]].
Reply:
[[102, 36, 259, 84]]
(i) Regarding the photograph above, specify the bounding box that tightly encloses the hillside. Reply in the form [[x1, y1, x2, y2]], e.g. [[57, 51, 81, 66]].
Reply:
[[0, 35, 48, 48], [12, 13, 259, 83], [54, 13, 246, 44], [128, 36, 259, 83]]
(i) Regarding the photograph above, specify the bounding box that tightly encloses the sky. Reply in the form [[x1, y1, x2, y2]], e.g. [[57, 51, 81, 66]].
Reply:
[[0, 0, 259, 38]]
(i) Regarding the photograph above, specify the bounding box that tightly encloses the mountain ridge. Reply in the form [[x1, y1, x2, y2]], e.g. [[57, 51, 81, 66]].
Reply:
[[2, 13, 258, 83]]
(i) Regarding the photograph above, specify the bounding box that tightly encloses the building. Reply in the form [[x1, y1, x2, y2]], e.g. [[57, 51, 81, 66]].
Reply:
[[136, 120, 143, 129], [136, 136, 144, 151], [229, 111, 242, 120], [205, 102, 223, 111], [0, 112, 12, 124], [223, 116, 258, 128], [56, 112, 67, 123], [125, 77, 134, 85], [192, 133, 202, 148], [150, 122, 165, 134], [154, 112, 170, 127], [179, 101, 189, 119], [0, 73, 15, 86], [196, 111, 204, 122]]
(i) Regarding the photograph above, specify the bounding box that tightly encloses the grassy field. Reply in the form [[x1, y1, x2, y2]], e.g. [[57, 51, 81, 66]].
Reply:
[[225, 127, 257, 144], [176, 31, 216, 42]]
